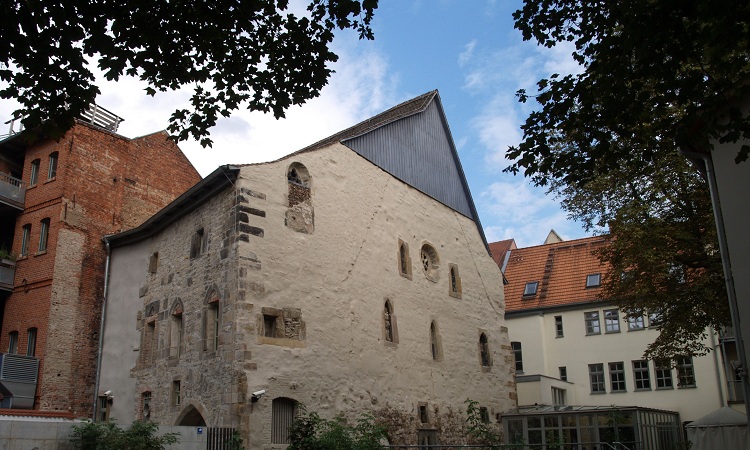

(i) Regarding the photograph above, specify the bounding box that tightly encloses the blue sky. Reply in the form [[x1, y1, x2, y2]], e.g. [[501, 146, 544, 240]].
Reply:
[[0, 0, 590, 248]]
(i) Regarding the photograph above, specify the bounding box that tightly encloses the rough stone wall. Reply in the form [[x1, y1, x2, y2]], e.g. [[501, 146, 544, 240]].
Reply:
[[0, 122, 200, 418]]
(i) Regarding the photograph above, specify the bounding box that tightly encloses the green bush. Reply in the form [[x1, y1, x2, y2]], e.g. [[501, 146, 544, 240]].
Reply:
[[70, 420, 179, 450], [287, 406, 387, 450]]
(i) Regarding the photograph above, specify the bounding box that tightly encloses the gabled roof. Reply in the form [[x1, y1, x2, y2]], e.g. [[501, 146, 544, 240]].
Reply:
[[288, 90, 489, 251], [499, 235, 610, 313], [489, 239, 516, 269]]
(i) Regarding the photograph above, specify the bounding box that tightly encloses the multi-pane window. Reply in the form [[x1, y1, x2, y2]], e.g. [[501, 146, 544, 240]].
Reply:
[[586, 273, 601, 287], [47, 152, 58, 179], [633, 360, 651, 390], [648, 310, 663, 328], [20, 224, 31, 256], [628, 315, 645, 331], [677, 356, 696, 387], [589, 363, 606, 393], [604, 309, 620, 333], [585, 311, 601, 335], [26, 328, 37, 356], [609, 362, 626, 392], [555, 316, 564, 337], [38, 218, 50, 252], [523, 281, 539, 296], [655, 360, 674, 389], [559, 366, 567, 382], [511, 341, 523, 373], [29, 159, 40, 186]]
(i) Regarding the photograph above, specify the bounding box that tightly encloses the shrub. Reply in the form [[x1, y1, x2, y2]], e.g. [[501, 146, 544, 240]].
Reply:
[[287, 406, 387, 450], [70, 420, 179, 450]]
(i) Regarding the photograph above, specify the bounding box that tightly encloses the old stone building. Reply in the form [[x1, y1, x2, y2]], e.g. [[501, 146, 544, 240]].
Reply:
[[98, 91, 516, 446], [0, 107, 201, 417]]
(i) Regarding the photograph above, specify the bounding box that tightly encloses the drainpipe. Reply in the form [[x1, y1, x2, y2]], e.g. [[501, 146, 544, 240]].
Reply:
[[679, 147, 750, 421], [93, 237, 112, 420], [708, 327, 725, 407]]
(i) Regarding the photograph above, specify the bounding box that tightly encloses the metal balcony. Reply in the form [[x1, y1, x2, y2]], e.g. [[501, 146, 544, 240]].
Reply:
[[0, 172, 24, 209]]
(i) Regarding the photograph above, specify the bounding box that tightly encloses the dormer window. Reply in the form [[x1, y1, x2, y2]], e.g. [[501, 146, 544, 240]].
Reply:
[[586, 273, 601, 288], [523, 281, 538, 297]]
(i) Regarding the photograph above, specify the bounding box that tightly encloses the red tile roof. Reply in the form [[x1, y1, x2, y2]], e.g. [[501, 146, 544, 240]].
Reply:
[[488, 238, 516, 268], [491, 235, 610, 313]]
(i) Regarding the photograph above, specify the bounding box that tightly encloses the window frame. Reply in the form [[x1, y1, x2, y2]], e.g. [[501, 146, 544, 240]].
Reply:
[[609, 361, 627, 392], [511, 341, 523, 373], [47, 152, 58, 180], [633, 360, 651, 391], [589, 363, 606, 394], [654, 360, 674, 390], [604, 309, 621, 333], [38, 218, 50, 252], [554, 315, 564, 337], [523, 281, 539, 297], [676, 356, 696, 388], [29, 159, 40, 186], [628, 315, 645, 331], [586, 273, 601, 288], [171, 380, 181, 407], [479, 332, 492, 368], [20, 224, 31, 257], [559, 366, 568, 382], [26, 328, 37, 356], [7, 331, 18, 353], [585, 311, 601, 335]]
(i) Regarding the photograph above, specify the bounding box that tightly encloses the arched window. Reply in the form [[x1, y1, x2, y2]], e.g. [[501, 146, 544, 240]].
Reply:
[[479, 333, 492, 368], [48, 151, 58, 179], [272, 397, 298, 444], [286, 162, 311, 207], [38, 218, 50, 252], [285, 162, 314, 233], [169, 300, 184, 358], [141, 305, 158, 365], [7, 331, 18, 353], [430, 321, 442, 361], [397, 239, 412, 279], [448, 263, 461, 298]]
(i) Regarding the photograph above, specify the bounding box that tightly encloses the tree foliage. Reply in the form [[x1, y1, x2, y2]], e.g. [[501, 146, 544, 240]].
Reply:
[[1, 0, 378, 146], [507, 0, 750, 187], [287, 405, 387, 450], [70, 420, 179, 450], [507, 0, 745, 357]]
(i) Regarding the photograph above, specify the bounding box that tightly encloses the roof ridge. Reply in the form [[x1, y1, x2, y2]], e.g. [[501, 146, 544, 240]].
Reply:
[[511, 234, 608, 252]]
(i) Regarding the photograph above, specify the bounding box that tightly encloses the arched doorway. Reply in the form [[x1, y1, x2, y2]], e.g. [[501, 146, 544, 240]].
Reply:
[[176, 404, 207, 426]]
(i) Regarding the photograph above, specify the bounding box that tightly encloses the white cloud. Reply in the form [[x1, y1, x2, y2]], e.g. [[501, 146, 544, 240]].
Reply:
[[470, 95, 522, 171], [479, 179, 584, 248], [458, 39, 477, 67]]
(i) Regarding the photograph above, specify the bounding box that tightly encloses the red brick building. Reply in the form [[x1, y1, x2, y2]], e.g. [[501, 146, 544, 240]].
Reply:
[[0, 107, 201, 418]]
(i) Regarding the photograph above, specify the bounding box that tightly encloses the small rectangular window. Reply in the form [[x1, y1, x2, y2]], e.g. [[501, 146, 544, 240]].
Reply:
[[555, 316, 564, 337], [479, 407, 490, 423], [511, 341, 523, 373], [190, 228, 207, 258], [29, 159, 40, 186], [47, 152, 58, 179], [633, 360, 651, 390], [649, 311, 663, 328], [264, 314, 277, 338], [604, 309, 620, 333], [586, 273, 601, 287], [523, 281, 539, 297], [20, 224, 31, 256], [585, 311, 601, 335], [172, 380, 181, 406], [559, 366, 567, 382], [589, 363, 605, 393], [148, 252, 159, 274], [98, 396, 109, 422], [419, 404, 428, 423], [609, 362, 626, 392], [38, 218, 50, 252]]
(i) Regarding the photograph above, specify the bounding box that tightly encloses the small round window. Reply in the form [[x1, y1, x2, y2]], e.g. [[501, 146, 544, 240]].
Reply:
[[420, 243, 440, 281]]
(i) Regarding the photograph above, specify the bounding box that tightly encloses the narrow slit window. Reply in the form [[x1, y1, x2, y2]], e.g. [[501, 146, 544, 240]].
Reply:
[[479, 333, 492, 367], [38, 218, 50, 252], [20, 224, 31, 256], [29, 159, 40, 186], [47, 152, 58, 179]]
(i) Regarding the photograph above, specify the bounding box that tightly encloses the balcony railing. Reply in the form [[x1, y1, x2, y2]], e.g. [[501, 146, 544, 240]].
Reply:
[[0, 258, 15, 291], [0, 172, 25, 207]]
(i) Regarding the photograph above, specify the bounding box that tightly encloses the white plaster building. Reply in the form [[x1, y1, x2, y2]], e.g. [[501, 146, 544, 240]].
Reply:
[[97, 91, 516, 447]]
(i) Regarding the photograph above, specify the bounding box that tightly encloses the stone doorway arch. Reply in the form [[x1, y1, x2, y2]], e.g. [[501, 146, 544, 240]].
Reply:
[[175, 403, 207, 426]]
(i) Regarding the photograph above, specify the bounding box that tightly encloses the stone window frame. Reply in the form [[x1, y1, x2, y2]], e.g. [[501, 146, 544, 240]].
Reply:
[[257, 307, 306, 346], [383, 299, 399, 347], [141, 304, 158, 366], [418, 402, 429, 424], [420, 242, 440, 282], [262, 307, 283, 339], [397, 239, 412, 280], [171, 379, 182, 407], [203, 288, 220, 352], [429, 320, 443, 362], [168, 299, 184, 358], [190, 227, 207, 259], [140, 390, 153, 421], [448, 263, 462, 298], [478, 331, 492, 370]]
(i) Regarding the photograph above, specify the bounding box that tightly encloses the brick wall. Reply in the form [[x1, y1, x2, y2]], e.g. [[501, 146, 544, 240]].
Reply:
[[0, 121, 201, 418]]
